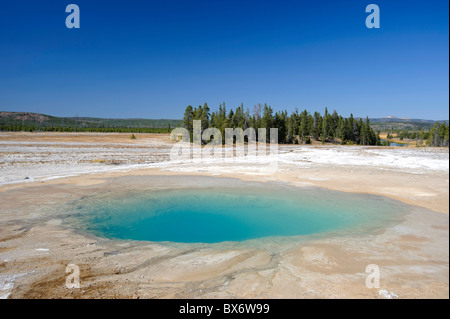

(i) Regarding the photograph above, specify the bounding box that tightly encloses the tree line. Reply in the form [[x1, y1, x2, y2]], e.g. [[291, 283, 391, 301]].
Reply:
[[0, 123, 173, 133], [426, 122, 449, 147], [0, 113, 182, 133], [183, 102, 381, 145]]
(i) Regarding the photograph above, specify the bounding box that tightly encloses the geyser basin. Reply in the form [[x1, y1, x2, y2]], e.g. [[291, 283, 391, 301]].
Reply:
[[70, 182, 410, 244]]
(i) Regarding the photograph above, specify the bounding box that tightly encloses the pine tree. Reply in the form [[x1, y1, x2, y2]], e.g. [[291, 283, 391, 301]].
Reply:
[[299, 110, 309, 142], [274, 111, 287, 143], [312, 112, 322, 141], [183, 105, 194, 133], [261, 104, 274, 142], [322, 107, 329, 143], [201, 102, 210, 131]]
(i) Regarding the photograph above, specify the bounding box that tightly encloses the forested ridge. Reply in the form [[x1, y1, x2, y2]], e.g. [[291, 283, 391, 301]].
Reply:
[[0, 112, 181, 133]]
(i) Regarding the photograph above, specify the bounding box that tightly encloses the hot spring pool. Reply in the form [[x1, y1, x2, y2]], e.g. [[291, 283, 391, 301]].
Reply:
[[69, 184, 410, 244]]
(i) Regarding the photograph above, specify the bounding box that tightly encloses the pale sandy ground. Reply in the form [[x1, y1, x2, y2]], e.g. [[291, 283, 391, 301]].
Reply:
[[0, 132, 448, 299]]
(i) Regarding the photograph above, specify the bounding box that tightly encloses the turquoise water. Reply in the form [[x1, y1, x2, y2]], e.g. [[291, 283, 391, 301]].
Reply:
[[70, 186, 409, 244]]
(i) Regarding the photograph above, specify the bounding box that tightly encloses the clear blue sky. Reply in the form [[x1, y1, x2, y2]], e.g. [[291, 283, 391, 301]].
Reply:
[[0, 0, 448, 120]]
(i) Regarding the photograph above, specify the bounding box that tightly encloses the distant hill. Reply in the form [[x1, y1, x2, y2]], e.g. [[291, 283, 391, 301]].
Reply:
[[368, 117, 445, 123], [364, 117, 447, 131], [0, 111, 182, 132]]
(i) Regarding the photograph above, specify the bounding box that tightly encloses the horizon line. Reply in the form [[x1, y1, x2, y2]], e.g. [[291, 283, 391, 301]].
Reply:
[[0, 110, 448, 123]]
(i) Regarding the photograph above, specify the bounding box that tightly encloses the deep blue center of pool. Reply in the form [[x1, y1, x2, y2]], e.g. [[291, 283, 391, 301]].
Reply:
[[72, 187, 408, 243]]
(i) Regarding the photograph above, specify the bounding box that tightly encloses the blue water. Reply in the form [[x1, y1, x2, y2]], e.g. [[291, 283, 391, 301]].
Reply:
[[380, 139, 408, 147], [71, 186, 409, 244]]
